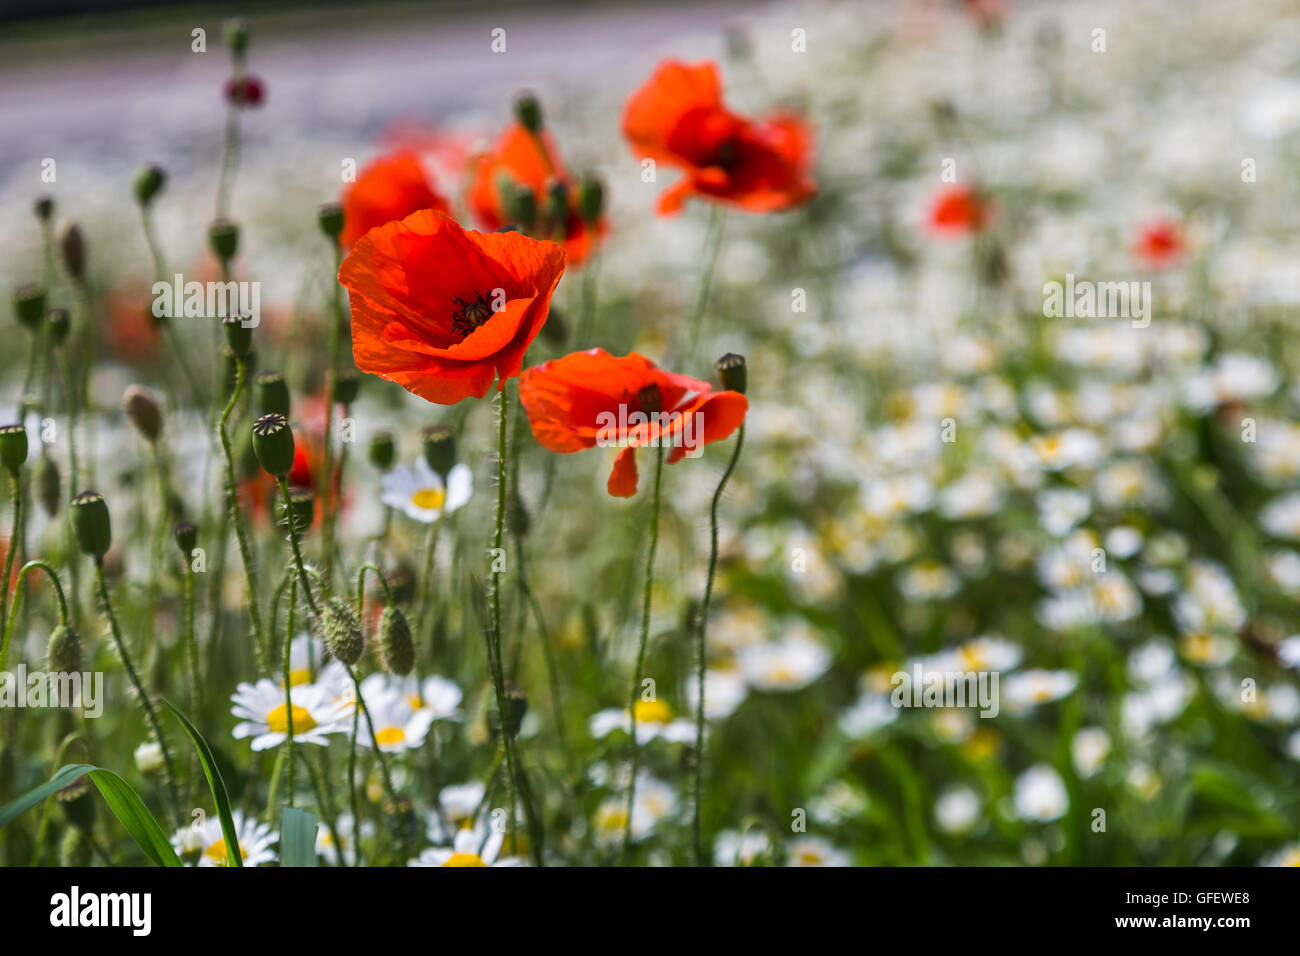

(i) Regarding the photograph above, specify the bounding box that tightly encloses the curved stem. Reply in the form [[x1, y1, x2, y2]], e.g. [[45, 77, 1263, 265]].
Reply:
[[670, 206, 724, 367], [693, 423, 744, 866], [277, 478, 320, 619], [182, 563, 201, 718], [1, 472, 24, 639], [283, 576, 297, 808], [219, 357, 267, 671], [320, 239, 345, 584], [355, 562, 394, 620]]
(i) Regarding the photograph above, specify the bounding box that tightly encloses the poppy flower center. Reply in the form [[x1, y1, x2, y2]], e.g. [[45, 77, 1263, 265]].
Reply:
[[451, 292, 497, 340], [635, 384, 664, 414]]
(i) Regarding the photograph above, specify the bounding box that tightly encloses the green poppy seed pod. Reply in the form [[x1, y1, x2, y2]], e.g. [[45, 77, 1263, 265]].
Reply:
[[715, 353, 747, 395], [251, 413, 295, 478], [501, 181, 537, 232], [0, 424, 28, 474], [36, 454, 60, 517], [60, 224, 86, 281], [515, 93, 543, 133], [332, 369, 360, 406], [34, 196, 54, 223], [223, 314, 254, 358], [223, 17, 250, 56], [47, 307, 70, 345], [379, 606, 415, 676], [208, 218, 240, 263], [133, 164, 166, 206], [368, 431, 395, 471], [13, 284, 45, 330], [318, 202, 344, 241], [173, 520, 197, 558], [59, 828, 92, 867], [420, 425, 455, 479], [58, 776, 96, 831], [320, 596, 364, 666], [122, 384, 163, 443], [47, 624, 83, 675], [544, 178, 568, 225], [276, 486, 314, 537], [577, 177, 605, 224], [70, 491, 111, 559], [255, 370, 291, 416]]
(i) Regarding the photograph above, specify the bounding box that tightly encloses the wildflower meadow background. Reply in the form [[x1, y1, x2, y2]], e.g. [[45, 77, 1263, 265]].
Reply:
[[2, 0, 1300, 869]]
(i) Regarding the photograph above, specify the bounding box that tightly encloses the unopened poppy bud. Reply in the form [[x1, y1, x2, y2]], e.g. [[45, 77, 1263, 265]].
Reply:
[[58, 776, 96, 831], [134, 741, 165, 776], [544, 179, 569, 225], [47, 307, 70, 345], [636, 383, 663, 415], [320, 596, 364, 666], [379, 606, 415, 676], [223, 17, 250, 56], [224, 75, 266, 108], [252, 413, 295, 478], [715, 353, 747, 395], [47, 624, 83, 676], [60, 224, 86, 281], [173, 520, 197, 558], [277, 486, 314, 536], [0, 424, 27, 474], [34, 196, 54, 223], [70, 490, 112, 559], [420, 425, 455, 478], [122, 385, 163, 443], [577, 177, 605, 224], [318, 202, 344, 241], [491, 682, 528, 739], [13, 284, 45, 330], [223, 314, 254, 358], [36, 454, 60, 517], [208, 218, 240, 263], [368, 431, 395, 471], [133, 164, 166, 206], [514, 93, 543, 133], [59, 828, 92, 867], [332, 369, 360, 406], [255, 370, 290, 416], [501, 181, 537, 231]]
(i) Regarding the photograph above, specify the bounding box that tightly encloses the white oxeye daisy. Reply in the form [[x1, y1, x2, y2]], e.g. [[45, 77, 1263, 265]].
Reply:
[[1071, 726, 1111, 778], [786, 837, 851, 867], [436, 782, 486, 828], [360, 672, 463, 721], [170, 809, 278, 867], [315, 812, 374, 865], [714, 827, 772, 866], [737, 631, 831, 691], [592, 774, 677, 844], [589, 698, 696, 744], [356, 687, 435, 753], [935, 787, 981, 835], [408, 823, 523, 867], [381, 459, 473, 523], [231, 679, 351, 751], [1004, 669, 1079, 711], [1013, 764, 1069, 822], [285, 633, 325, 687], [683, 667, 748, 720]]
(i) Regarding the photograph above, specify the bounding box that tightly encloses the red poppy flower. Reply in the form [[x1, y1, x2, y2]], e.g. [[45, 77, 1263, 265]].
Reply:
[[338, 209, 566, 406], [622, 60, 815, 216], [926, 185, 994, 236], [519, 348, 748, 497], [1133, 219, 1184, 270], [225, 75, 266, 108], [340, 151, 452, 249], [467, 122, 605, 266]]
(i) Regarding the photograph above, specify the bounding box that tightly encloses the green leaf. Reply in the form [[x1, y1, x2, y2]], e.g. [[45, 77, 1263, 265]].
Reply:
[[0, 763, 181, 867], [164, 699, 242, 867], [280, 807, 318, 867]]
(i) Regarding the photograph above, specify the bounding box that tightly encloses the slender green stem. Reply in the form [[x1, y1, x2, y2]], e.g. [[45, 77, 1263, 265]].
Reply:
[[621, 441, 666, 863], [277, 478, 320, 619], [94, 562, 181, 826], [219, 358, 267, 671], [302, 750, 346, 866], [283, 576, 297, 808], [670, 206, 724, 366], [320, 239, 345, 584], [182, 562, 201, 718], [139, 205, 203, 405], [692, 423, 744, 866], [0, 559, 69, 674], [346, 663, 400, 811], [0, 473, 22, 639], [355, 562, 394, 620], [347, 685, 360, 865]]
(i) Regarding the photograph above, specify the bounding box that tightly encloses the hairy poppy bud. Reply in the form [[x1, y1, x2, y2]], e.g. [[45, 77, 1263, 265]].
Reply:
[[47, 307, 70, 345], [277, 486, 314, 536], [0, 424, 27, 475], [490, 682, 528, 739], [318, 202, 344, 241], [514, 93, 543, 133], [577, 177, 605, 224], [13, 284, 45, 330], [715, 353, 747, 395], [420, 425, 455, 478], [60, 224, 86, 281], [252, 413, 295, 478], [173, 520, 197, 558], [58, 776, 96, 831], [320, 596, 364, 666], [208, 218, 240, 263], [255, 370, 290, 416], [379, 606, 415, 676], [59, 828, 92, 867], [501, 180, 537, 232], [223, 314, 254, 358], [333, 369, 360, 406], [47, 624, 83, 676], [70, 490, 111, 559], [133, 164, 166, 206], [223, 17, 250, 56], [122, 385, 163, 443], [544, 179, 568, 226], [34, 196, 54, 223], [368, 431, 395, 471], [36, 454, 60, 517]]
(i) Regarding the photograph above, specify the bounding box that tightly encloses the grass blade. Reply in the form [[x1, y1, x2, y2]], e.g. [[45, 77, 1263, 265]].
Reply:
[[163, 699, 243, 867], [280, 806, 318, 867]]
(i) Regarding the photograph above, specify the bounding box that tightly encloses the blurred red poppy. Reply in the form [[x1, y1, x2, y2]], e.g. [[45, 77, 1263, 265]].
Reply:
[[225, 75, 266, 108], [1133, 219, 1185, 269], [341, 151, 452, 250], [927, 185, 994, 236]]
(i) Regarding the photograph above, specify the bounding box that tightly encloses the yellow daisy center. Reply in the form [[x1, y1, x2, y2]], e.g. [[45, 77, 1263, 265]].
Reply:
[[633, 698, 673, 724], [442, 853, 487, 867], [204, 839, 246, 865], [375, 726, 406, 746], [288, 668, 312, 687], [267, 703, 316, 735], [411, 487, 446, 510]]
